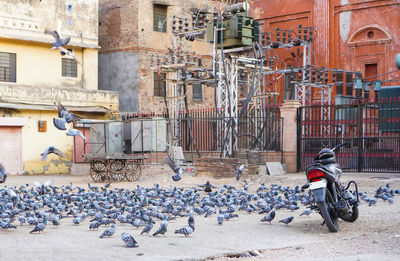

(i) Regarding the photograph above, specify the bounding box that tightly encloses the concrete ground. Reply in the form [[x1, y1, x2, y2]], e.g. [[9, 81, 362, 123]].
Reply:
[[0, 167, 399, 261]]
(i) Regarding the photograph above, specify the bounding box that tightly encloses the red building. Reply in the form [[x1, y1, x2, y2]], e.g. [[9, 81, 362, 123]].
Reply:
[[250, 0, 400, 103]]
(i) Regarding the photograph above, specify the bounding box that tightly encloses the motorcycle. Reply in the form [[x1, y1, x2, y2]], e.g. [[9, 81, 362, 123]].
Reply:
[[306, 142, 359, 232]]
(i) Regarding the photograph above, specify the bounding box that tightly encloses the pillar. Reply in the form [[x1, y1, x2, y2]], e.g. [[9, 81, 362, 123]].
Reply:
[[280, 100, 301, 172]]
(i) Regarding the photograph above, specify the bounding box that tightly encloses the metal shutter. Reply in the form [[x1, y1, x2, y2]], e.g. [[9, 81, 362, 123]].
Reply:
[[0, 126, 22, 174]]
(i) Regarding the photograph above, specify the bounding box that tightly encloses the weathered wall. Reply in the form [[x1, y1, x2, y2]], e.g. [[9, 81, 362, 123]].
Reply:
[[250, 0, 400, 103], [99, 51, 139, 112], [99, 0, 215, 114], [0, 0, 98, 47]]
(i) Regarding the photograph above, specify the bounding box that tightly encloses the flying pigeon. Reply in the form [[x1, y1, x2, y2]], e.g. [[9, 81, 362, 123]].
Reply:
[[100, 224, 115, 238], [121, 232, 139, 248], [260, 210, 276, 224], [235, 164, 246, 180], [168, 162, 182, 182], [53, 117, 67, 130], [41, 146, 65, 161], [197, 181, 218, 192], [30, 218, 47, 233], [66, 129, 86, 140], [279, 216, 294, 226], [33, 180, 53, 194], [44, 29, 71, 49], [0, 163, 6, 183], [57, 102, 82, 123]]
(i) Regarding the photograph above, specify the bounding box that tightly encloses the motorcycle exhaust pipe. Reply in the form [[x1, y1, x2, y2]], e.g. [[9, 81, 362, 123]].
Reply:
[[337, 199, 349, 213]]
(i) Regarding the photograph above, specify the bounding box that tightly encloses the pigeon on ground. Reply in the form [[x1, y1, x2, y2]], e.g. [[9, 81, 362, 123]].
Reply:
[[0, 164, 6, 183], [66, 129, 86, 140], [279, 216, 294, 226], [175, 221, 195, 237], [89, 221, 101, 230], [235, 164, 246, 180], [299, 208, 312, 217], [30, 219, 47, 233], [33, 180, 53, 194], [100, 224, 115, 238], [41, 146, 65, 161], [153, 219, 168, 236], [0, 221, 17, 229], [18, 215, 26, 225], [260, 210, 276, 224], [217, 209, 224, 225], [140, 219, 153, 235], [121, 232, 139, 248]]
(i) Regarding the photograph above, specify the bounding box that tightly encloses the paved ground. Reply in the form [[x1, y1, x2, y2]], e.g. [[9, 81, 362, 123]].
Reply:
[[0, 167, 399, 261]]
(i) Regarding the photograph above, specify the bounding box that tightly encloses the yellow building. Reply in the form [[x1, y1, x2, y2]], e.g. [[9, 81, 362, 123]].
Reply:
[[0, 0, 119, 175]]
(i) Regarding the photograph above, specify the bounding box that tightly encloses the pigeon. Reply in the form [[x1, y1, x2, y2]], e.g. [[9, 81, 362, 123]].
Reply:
[[30, 219, 47, 233], [66, 129, 86, 140], [279, 216, 294, 226], [121, 232, 139, 248], [235, 164, 246, 180], [0, 221, 17, 230], [168, 162, 182, 182], [0, 163, 6, 183], [197, 180, 218, 192], [41, 146, 65, 161], [152, 219, 168, 236], [33, 180, 53, 194], [51, 215, 60, 226], [140, 219, 153, 235], [89, 221, 101, 230], [18, 215, 26, 225], [260, 210, 276, 224], [174, 223, 194, 237], [217, 210, 224, 225], [100, 224, 115, 238], [53, 117, 67, 130], [299, 208, 312, 217], [44, 29, 71, 49], [56, 102, 82, 123]]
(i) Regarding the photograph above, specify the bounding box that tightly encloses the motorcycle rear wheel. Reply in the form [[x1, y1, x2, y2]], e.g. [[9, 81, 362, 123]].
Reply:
[[317, 190, 339, 232], [340, 205, 359, 222]]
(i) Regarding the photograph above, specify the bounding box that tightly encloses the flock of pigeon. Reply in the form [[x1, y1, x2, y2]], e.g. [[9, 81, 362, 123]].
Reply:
[[0, 176, 398, 249]]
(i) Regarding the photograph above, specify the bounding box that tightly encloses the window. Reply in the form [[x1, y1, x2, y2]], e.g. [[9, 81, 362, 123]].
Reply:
[[62, 58, 77, 77], [153, 5, 167, 32], [0, 52, 16, 82], [192, 83, 203, 101], [154, 72, 166, 97], [67, 4, 72, 12], [68, 19, 72, 27]]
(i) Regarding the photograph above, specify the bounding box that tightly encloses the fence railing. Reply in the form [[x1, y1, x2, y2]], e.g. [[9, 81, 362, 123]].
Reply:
[[298, 98, 400, 172]]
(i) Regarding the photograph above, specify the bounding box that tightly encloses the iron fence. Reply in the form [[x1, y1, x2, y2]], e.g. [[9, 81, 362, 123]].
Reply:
[[298, 98, 400, 172]]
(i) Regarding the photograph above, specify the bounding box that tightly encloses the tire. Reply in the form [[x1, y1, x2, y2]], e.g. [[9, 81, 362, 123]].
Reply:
[[340, 205, 359, 222], [317, 189, 339, 232]]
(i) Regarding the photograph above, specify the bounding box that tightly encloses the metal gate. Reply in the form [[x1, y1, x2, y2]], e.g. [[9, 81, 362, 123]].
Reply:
[[297, 98, 400, 172]]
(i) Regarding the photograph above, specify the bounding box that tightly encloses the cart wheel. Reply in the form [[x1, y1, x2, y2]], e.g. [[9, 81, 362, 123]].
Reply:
[[125, 162, 141, 182], [91, 160, 106, 173], [110, 160, 125, 182], [90, 161, 107, 182]]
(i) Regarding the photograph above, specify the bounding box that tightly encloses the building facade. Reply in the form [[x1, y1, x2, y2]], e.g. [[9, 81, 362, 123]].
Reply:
[[250, 0, 400, 103], [98, 0, 215, 114], [0, 0, 119, 175]]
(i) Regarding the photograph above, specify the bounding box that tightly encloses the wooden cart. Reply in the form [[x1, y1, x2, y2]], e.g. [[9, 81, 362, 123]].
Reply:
[[82, 154, 147, 182]]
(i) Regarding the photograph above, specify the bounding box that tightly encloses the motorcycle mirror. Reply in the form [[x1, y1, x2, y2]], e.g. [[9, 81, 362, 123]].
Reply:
[[332, 142, 347, 152]]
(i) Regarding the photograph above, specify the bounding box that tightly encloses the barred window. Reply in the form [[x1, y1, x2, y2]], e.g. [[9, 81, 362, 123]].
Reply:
[[62, 58, 77, 77], [0, 52, 16, 82], [154, 72, 166, 97], [192, 83, 203, 101], [153, 4, 167, 33]]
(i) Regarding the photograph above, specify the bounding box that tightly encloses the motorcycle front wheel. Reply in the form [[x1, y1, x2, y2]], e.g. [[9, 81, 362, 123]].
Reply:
[[317, 189, 339, 232]]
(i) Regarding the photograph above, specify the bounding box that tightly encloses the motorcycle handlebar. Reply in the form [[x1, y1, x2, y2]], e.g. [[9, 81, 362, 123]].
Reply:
[[332, 142, 347, 152]]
